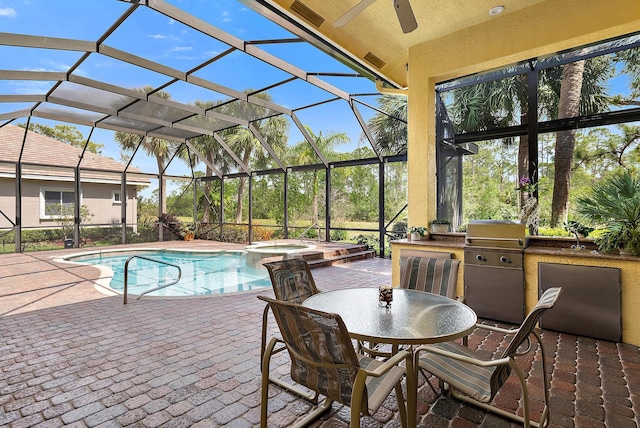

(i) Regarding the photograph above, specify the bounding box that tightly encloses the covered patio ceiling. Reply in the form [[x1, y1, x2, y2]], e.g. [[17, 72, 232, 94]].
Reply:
[[246, 0, 549, 88]]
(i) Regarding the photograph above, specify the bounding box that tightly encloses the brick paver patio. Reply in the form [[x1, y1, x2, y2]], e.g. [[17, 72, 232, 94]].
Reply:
[[1, 241, 638, 427]]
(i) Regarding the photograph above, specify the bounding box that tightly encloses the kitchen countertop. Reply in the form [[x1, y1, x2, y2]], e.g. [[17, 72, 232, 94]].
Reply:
[[391, 234, 639, 261]]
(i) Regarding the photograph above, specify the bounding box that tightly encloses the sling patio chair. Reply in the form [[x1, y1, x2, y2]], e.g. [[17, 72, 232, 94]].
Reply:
[[398, 252, 461, 300], [413, 287, 562, 428], [258, 295, 413, 428], [360, 253, 463, 360], [260, 258, 321, 401]]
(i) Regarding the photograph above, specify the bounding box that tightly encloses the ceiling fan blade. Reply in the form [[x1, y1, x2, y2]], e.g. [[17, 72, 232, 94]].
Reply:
[[334, 0, 377, 27], [393, 0, 418, 33]]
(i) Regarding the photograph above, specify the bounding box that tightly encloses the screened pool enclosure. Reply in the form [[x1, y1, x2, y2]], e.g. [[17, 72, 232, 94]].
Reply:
[[1, 1, 639, 255]]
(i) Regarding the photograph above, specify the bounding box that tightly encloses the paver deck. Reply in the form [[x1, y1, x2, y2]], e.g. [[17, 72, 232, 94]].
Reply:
[[1, 241, 639, 427]]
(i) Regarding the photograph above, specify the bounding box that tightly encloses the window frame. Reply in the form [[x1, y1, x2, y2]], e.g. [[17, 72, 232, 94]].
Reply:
[[112, 190, 122, 205], [40, 187, 81, 220]]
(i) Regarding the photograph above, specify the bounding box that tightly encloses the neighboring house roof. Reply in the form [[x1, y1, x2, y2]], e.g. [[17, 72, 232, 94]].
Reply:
[[0, 124, 149, 185]]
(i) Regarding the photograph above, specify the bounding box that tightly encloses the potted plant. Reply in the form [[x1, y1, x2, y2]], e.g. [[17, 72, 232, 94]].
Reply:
[[179, 222, 199, 241], [430, 219, 451, 233], [409, 226, 428, 241], [576, 170, 640, 256]]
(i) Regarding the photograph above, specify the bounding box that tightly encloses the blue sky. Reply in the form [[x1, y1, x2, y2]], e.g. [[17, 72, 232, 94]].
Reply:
[[0, 0, 381, 178]]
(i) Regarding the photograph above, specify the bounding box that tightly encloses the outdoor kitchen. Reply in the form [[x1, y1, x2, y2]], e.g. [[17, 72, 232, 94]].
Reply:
[[391, 221, 637, 345]]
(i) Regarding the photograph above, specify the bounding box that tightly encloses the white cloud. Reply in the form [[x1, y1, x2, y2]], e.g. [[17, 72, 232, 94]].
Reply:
[[169, 46, 193, 53], [7, 80, 52, 94], [40, 59, 71, 72], [0, 7, 16, 17], [149, 34, 166, 40]]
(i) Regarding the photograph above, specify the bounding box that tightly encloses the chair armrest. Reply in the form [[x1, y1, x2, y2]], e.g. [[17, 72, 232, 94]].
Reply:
[[363, 349, 412, 377], [415, 344, 510, 368], [473, 323, 520, 335]]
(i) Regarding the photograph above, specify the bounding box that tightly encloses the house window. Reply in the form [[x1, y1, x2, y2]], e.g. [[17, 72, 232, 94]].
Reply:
[[41, 188, 76, 219], [113, 191, 122, 205]]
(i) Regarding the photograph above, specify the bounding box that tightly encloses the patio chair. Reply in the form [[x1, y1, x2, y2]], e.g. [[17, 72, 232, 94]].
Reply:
[[360, 253, 463, 359], [260, 258, 321, 401], [399, 254, 461, 300], [413, 287, 562, 428], [259, 295, 412, 428]]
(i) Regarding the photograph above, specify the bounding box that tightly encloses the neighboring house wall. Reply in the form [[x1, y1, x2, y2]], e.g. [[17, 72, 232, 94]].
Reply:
[[0, 177, 138, 229], [0, 124, 148, 232]]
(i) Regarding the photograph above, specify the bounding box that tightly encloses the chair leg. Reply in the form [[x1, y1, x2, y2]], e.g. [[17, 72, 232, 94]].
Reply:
[[261, 338, 277, 428], [260, 305, 270, 372], [293, 398, 333, 427], [262, 305, 319, 402], [395, 376, 408, 427], [418, 368, 441, 398], [262, 337, 327, 427], [446, 359, 545, 428], [268, 375, 319, 402]]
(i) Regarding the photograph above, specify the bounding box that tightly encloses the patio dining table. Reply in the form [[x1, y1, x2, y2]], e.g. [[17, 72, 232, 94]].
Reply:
[[303, 287, 477, 428]]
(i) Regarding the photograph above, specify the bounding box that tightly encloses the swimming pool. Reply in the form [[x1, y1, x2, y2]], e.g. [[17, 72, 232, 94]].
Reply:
[[62, 249, 271, 297]]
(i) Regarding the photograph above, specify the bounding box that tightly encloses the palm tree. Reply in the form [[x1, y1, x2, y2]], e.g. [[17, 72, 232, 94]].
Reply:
[[449, 74, 530, 209], [188, 100, 239, 224], [367, 94, 408, 155], [613, 46, 640, 105], [288, 127, 348, 223], [546, 53, 612, 226], [114, 87, 183, 217], [446, 56, 612, 227], [216, 91, 289, 223]]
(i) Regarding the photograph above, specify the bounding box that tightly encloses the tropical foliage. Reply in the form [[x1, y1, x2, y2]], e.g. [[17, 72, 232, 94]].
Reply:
[[575, 170, 640, 255]]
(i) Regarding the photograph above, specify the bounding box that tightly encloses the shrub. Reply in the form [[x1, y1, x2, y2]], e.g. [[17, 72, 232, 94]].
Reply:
[[354, 233, 379, 253], [391, 221, 407, 239], [156, 213, 182, 240], [577, 171, 640, 255], [219, 225, 249, 243], [537, 227, 571, 237], [253, 226, 274, 241], [330, 229, 348, 241]]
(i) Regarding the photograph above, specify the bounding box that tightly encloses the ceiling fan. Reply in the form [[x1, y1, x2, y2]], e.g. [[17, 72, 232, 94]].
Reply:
[[334, 0, 418, 34]]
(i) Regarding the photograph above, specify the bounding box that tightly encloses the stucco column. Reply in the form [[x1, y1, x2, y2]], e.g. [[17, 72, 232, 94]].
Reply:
[[407, 56, 438, 229]]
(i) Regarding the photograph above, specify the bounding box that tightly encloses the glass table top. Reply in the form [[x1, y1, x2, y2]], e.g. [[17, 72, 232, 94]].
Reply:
[[303, 287, 477, 345]]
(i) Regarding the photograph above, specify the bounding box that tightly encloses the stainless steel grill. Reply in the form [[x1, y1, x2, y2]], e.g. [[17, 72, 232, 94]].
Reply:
[[464, 220, 526, 324]]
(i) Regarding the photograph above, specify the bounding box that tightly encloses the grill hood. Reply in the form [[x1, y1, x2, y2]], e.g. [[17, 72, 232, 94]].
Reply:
[[465, 220, 526, 249]]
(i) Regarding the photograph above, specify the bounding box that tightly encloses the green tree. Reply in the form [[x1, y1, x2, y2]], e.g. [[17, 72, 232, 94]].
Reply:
[[288, 128, 348, 223], [46, 203, 94, 240], [20, 123, 104, 154], [548, 53, 613, 226], [188, 105, 226, 225], [213, 92, 288, 224], [612, 46, 640, 105], [447, 55, 612, 228], [367, 94, 408, 155], [114, 87, 182, 216]]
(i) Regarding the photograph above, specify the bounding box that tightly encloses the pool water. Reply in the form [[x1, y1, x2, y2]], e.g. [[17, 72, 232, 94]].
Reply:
[[70, 250, 271, 297]]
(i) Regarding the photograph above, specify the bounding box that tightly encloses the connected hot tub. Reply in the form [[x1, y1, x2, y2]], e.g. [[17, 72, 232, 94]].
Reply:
[[244, 242, 314, 269]]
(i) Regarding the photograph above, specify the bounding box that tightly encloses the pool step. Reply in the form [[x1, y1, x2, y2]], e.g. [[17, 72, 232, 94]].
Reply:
[[297, 243, 376, 268]]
